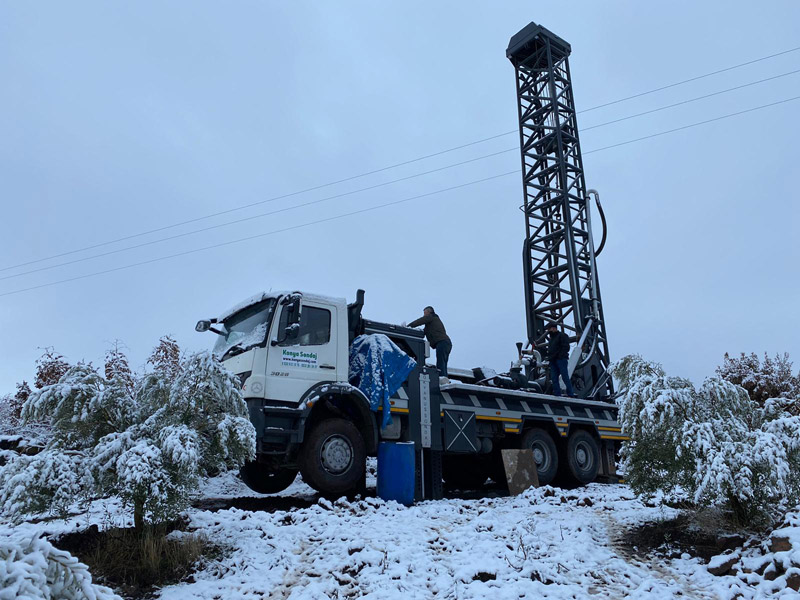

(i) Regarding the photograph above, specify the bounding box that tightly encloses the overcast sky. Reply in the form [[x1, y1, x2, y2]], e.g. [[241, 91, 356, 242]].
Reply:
[[1, 1, 799, 392]]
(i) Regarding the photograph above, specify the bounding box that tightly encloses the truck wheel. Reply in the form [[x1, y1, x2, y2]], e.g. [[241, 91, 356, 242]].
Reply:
[[300, 418, 366, 495], [520, 428, 559, 486], [442, 455, 489, 489], [564, 430, 600, 485], [239, 461, 298, 494]]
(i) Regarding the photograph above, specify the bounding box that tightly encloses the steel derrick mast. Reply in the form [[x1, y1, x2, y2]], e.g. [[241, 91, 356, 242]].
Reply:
[[506, 23, 613, 399]]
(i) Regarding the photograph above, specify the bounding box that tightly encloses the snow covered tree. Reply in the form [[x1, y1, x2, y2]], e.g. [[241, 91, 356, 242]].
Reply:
[[717, 352, 800, 413], [613, 355, 800, 525], [22, 363, 137, 450], [8, 381, 32, 422], [1, 533, 120, 600], [93, 352, 254, 528], [0, 394, 16, 434], [0, 351, 255, 530], [34, 348, 70, 390], [147, 335, 182, 380], [156, 352, 255, 475], [0, 450, 92, 519], [91, 352, 255, 528], [2, 364, 137, 520], [104, 341, 134, 396], [16, 380, 32, 403], [0, 381, 47, 439]]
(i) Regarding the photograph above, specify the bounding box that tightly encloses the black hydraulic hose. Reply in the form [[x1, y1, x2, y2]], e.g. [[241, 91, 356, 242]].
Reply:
[[594, 194, 608, 257], [577, 332, 599, 369]]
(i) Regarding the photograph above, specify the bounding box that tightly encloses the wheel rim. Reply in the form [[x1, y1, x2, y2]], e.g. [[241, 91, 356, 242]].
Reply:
[[320, 434, 353, 475], [530, 440, 551, 472], [574, 440, 594, 471]]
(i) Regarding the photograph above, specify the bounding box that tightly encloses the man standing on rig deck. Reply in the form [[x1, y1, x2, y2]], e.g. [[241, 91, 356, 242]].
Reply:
[[408, 306, 452, 380], [544, 322, 576, 398]]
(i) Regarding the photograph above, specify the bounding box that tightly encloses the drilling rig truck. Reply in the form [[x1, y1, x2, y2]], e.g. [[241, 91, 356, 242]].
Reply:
[[195, 22, 626, 500]]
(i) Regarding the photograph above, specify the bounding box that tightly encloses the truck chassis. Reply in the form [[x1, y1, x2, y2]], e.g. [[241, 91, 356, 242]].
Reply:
[[243, 317, 624, 500]]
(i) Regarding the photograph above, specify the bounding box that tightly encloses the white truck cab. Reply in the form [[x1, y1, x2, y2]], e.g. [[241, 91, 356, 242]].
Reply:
[[201, 291, 351, 404], [196, 289, 393, 496]]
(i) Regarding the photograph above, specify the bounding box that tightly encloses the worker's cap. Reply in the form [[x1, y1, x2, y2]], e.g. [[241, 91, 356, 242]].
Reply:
[[545, 322, 558, 329]]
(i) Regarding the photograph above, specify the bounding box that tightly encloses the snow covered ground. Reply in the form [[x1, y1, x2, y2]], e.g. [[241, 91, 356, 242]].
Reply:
[[162, 471, 798, 599], [3, 468, 799, 599]]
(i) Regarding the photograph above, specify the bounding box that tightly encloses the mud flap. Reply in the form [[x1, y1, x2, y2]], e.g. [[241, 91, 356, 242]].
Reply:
[[501, 449, 540, 495]]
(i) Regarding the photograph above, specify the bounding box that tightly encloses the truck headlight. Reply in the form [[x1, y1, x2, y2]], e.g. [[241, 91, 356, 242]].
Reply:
[[236, 371, 252, 390]]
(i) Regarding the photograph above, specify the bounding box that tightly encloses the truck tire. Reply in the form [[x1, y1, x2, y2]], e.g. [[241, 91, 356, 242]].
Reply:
[[520, 428, 559, 486], [442, 455, 489, 489], [564, 430, 600, 485], [239, 462, 298, 494], [300, 418, 366, 495]]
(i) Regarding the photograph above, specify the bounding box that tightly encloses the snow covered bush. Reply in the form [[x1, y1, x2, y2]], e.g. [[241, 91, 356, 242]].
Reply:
[[151, 351, 255, 476], [612, 355, 800, 525], [93, 352, 256, 527], [147, 335, 182, 379], [22, 364, 138, 450], [0, 450, 92, 519], [0, 534, 120, 600], [1, 381, 50, 445], [717, 351, 800, 413], [104, 341, 135, 396], [34, 347, 70, 390], [0, 394, 15, 434], [0, 350, 255, 529], [0, 382, 32, 433]]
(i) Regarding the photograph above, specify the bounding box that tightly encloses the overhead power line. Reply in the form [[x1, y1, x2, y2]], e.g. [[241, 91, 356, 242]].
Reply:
[[581, 68, 800, 132], [579, 45, 800, 113], [2, 44, 798, 274], [583, 94, 800, 155], [0, 148, 518, 281], [3, 68, 800, 282], [0, 172, 519, 298], [1, 93, 798, 299]]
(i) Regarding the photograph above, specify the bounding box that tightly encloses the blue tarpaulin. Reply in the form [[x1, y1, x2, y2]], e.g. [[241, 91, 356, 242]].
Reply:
[[349, 334, 416, 428]]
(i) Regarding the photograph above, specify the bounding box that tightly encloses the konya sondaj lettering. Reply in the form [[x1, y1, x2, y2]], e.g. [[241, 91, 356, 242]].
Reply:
[[282, 350, 318, 361]]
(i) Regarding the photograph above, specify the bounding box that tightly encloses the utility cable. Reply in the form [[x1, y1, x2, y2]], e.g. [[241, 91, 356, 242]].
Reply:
[[0, 148, 516, 281], [3, 44, 798, 273], [1, 93, 798, 298], [4, 69, 799, 282], [581, 68, 800, 132], [0, 172, 518, 298], [583, 94, 800, 155], [579, 45, 800, 113]]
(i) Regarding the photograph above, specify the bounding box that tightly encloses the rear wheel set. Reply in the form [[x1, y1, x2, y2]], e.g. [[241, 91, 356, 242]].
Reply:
[[520, 428, 559, 486], [562, 429, 600, 486], [518, 426, 600, 487]]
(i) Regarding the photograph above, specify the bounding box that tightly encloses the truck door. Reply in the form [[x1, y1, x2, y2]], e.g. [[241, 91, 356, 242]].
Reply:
[[265, 300, 338, 403]]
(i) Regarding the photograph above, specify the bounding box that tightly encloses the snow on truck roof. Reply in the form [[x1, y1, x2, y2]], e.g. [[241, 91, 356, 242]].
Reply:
[[217, 290, 348, 321]]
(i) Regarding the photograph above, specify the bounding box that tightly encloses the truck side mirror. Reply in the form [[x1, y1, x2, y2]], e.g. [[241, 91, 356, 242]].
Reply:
[[196, 318, 223, 336], [272, 296, 302, 346], [284, 299, 302, 339]]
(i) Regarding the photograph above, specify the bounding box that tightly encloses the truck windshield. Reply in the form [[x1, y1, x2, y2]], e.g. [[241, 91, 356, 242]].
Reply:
[[213, 299, 277, 360]]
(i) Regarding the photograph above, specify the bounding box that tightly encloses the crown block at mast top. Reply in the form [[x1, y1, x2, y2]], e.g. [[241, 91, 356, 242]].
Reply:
[[506, 22, 572, 66]]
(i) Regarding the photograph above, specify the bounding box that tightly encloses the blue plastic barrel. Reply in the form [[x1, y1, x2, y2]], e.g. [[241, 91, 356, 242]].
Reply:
[[377, 441, 415, 506]]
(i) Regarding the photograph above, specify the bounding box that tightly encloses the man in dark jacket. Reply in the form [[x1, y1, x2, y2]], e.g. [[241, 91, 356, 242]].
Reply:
[[408, 306, 452, 378], [543, 322, 575, 397]]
